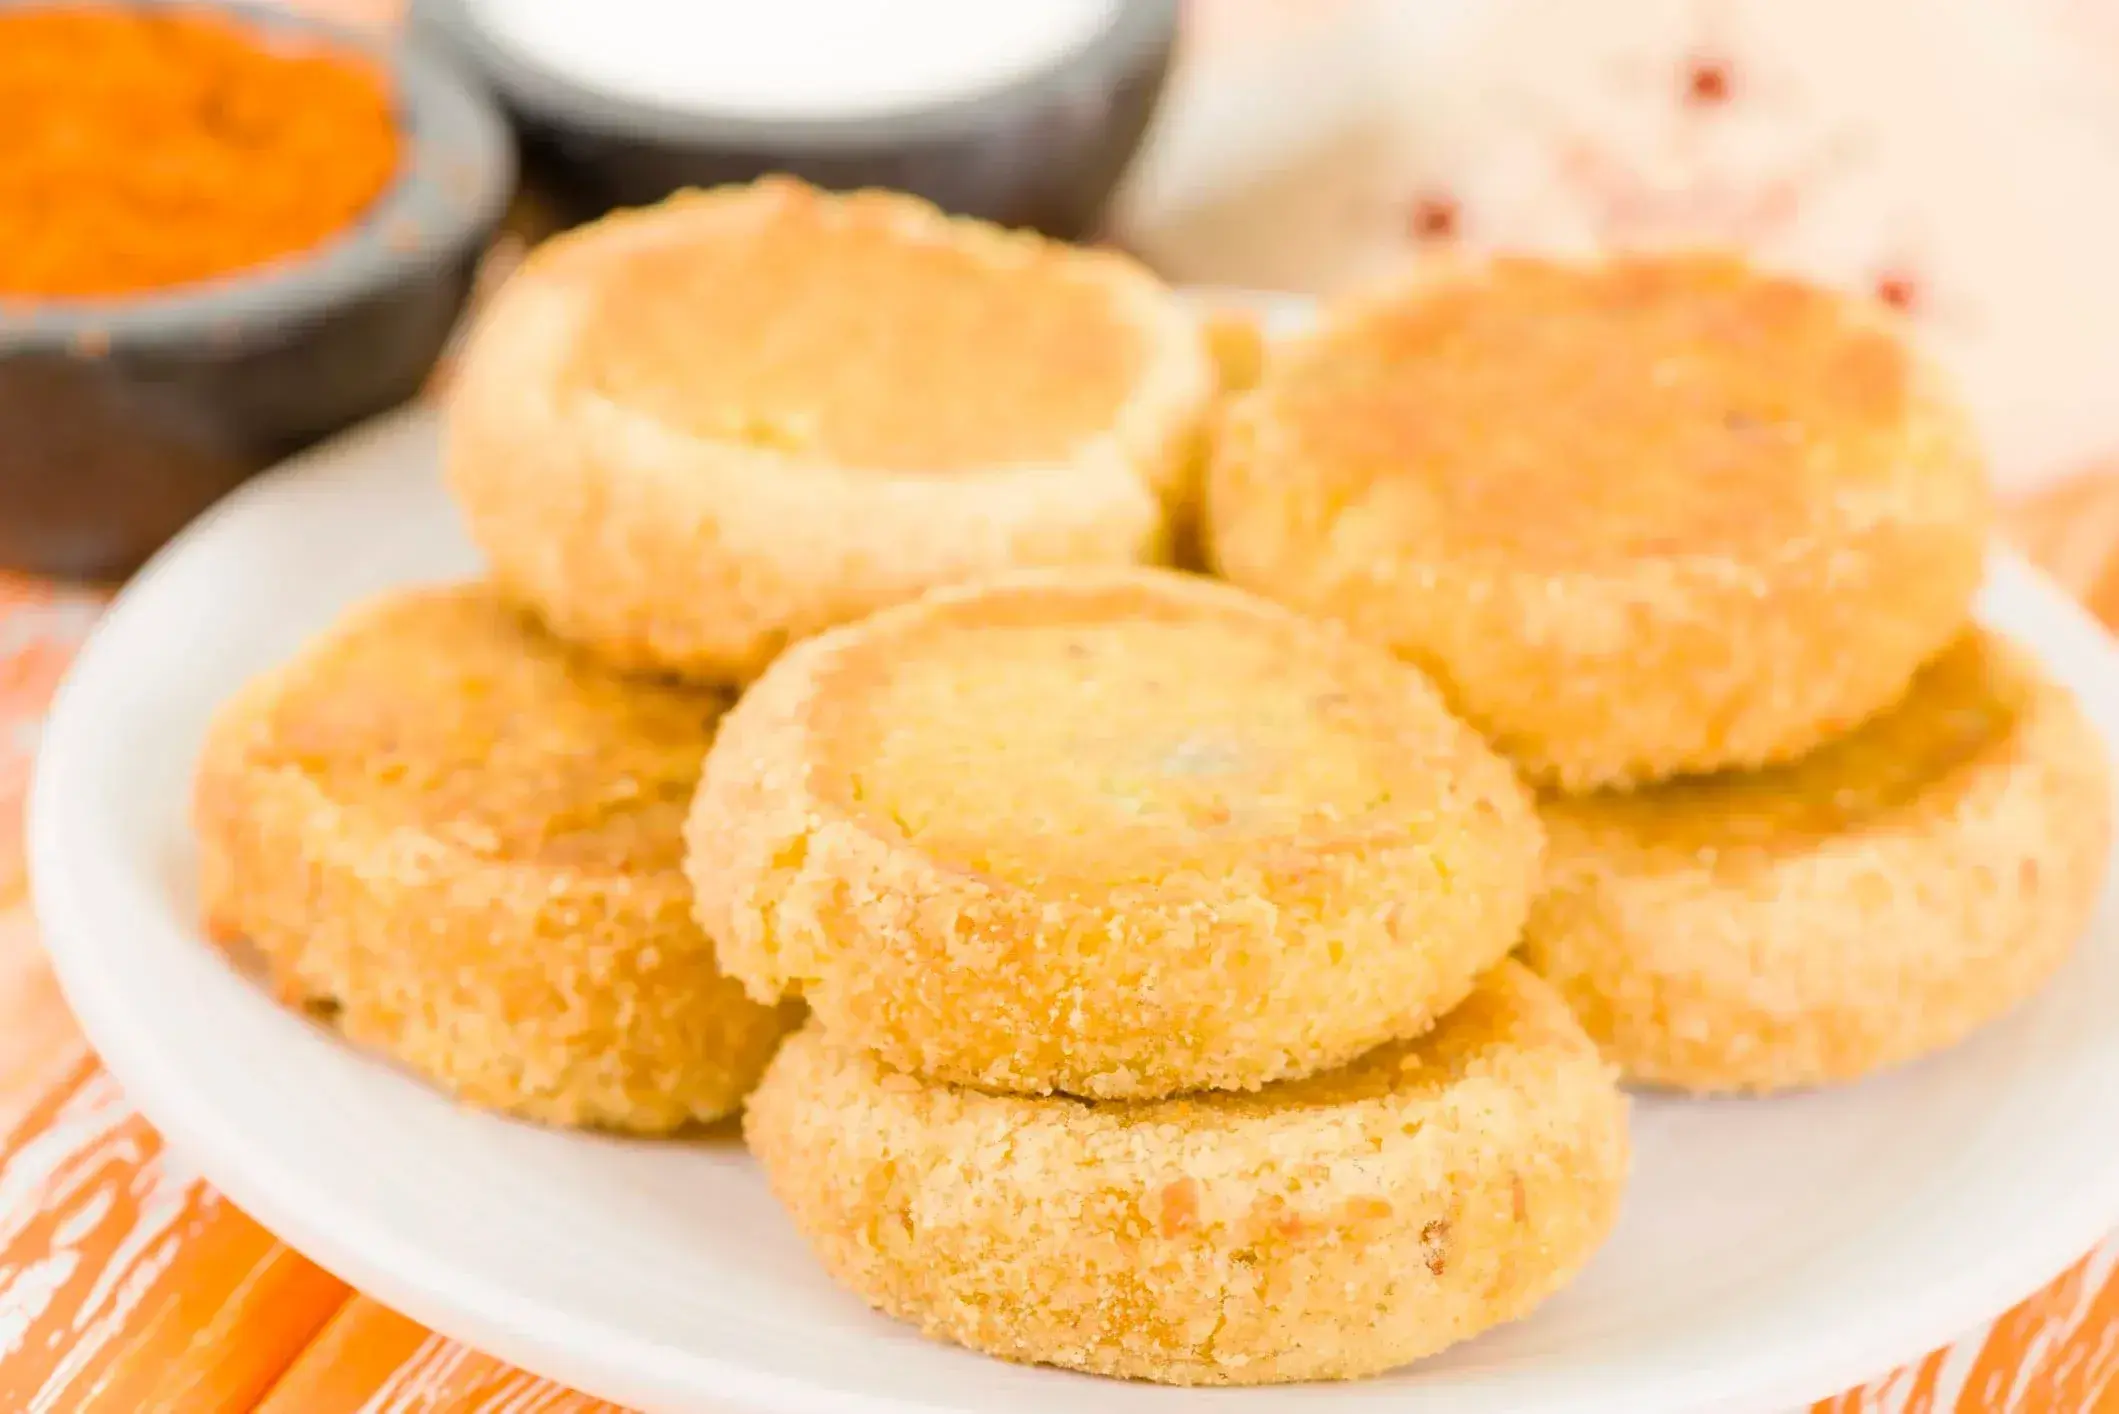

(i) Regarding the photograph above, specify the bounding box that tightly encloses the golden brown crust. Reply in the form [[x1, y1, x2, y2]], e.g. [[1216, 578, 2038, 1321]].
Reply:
[[687, 566, 1542, 1100], [1202, 305, 1268, 396], [744, 962, 1629, 1386], [1208, 253, 1992, 789], [1522, 629, 2113, 1092], [446, 178, 1219, 683], [193, 585, 798, 1131]]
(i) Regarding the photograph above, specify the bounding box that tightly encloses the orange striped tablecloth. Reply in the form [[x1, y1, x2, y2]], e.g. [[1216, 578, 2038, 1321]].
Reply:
[[0, 485, 2113, 1413]]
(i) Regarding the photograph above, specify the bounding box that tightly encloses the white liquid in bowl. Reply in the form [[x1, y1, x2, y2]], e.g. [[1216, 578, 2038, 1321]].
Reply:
[[468, 0, 1123, 121]]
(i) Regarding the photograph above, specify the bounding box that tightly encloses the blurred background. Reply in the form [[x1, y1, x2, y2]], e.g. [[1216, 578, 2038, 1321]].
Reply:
[[10, 0, 2119, 581], [402, 0, 2119, 504], [1125, 0, 2119, 505]]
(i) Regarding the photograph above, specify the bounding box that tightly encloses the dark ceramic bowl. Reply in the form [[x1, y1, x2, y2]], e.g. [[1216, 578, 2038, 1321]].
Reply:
[[412, 0, 1177, 240], [0, 0, 514, 580]]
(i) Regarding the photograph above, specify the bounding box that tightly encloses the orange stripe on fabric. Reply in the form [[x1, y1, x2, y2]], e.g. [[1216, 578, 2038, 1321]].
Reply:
[[0, 916, 88, 1134], [2011, 1250, 2119, 1411], [257, 1296, 628, 1413], [254, 1298, 438, 1413], [1813, 1344, 1956, 1414], [0, 1061, 168, 1403], [68, 1236, 348, 1414], [1898, 1345, 1957, 1414], [359, 1343, 628, 1413], [0, 1065, 346, 1411], [1954, 1256, 2095, 1411], [0, 585, 102, 908]]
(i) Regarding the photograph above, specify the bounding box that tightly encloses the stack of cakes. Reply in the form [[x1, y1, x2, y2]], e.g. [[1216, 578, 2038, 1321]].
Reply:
[[1210, 253, 2113, 1095], [699, 567, 1628, 1384], [191, 181, 2108, 1389], [194, 176, 1224, 1133]]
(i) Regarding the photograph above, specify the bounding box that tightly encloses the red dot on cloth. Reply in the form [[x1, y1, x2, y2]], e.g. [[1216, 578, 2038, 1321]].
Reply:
[[1875, 271, 1921, 312], [1685, 56, 1734, 106], [1408, 193, 1460, 242]]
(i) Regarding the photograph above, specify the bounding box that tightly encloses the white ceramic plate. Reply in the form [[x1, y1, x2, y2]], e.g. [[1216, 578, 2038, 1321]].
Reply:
[[28, 404, 2119, 1414]]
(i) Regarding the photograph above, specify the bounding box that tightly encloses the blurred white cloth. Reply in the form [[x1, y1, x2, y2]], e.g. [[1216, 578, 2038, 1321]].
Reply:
[[1121, 0, 2119, 493]]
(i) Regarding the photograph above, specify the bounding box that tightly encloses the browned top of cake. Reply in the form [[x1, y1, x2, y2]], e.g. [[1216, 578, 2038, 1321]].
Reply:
[[571, 182, 1148, 473], [254, 586, 727, 873], [1549, 630, 2031, 852], [1267, 254, 1928, 565], [800, 571, 1523, 893]]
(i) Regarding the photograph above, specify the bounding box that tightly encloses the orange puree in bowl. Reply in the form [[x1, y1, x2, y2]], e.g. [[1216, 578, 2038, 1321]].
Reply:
[[0, 5, 400, 299]]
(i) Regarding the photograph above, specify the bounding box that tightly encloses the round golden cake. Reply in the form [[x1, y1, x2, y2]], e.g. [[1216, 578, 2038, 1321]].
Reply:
[[1208, 253, 1992, 789], [446, 177, 1218, 684], [1523, 628, 2111, 1093], [687, 567, 1542, 1100], [193, 585, 799, 1131], [745, 962, 1629, 1386]]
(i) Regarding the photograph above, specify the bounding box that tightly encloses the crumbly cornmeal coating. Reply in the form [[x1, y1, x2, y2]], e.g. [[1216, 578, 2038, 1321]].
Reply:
[[1524, 628, 2112, 1093], [446, 177, 1219, 684], [1208, 253, 1992, 789], [687, 567, 1542, 1100], [194, 585, 799, 1131], [745, 962, 1629, 1386]]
